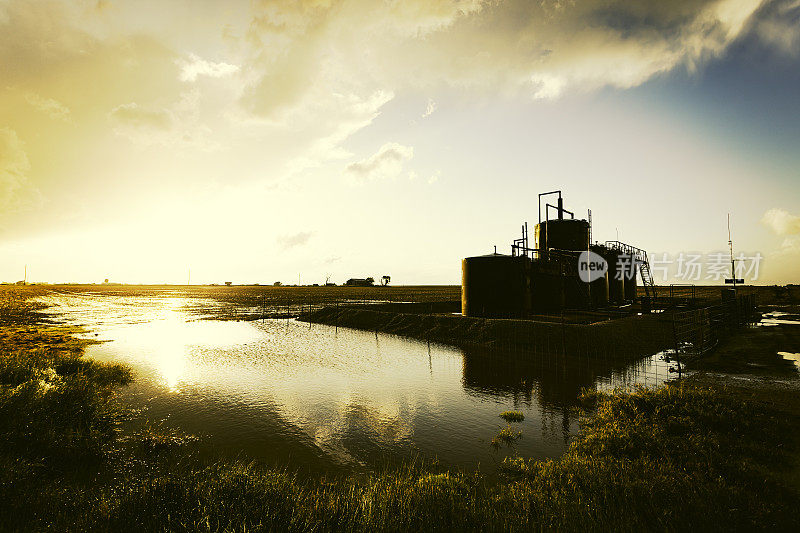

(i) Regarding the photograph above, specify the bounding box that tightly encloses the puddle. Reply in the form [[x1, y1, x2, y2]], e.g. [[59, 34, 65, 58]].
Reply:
[[778, 352, 800, 371], [40, 292, 682, 476]]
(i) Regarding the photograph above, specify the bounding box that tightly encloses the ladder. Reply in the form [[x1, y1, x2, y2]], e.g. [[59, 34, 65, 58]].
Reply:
[[638, 251, 657, 300]]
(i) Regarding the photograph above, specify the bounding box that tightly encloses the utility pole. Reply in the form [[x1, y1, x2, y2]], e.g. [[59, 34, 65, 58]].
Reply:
[[24, 264, 27, 284]]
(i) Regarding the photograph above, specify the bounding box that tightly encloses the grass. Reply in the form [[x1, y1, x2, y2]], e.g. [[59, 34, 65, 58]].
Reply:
[[499, 383, 799, 531], [499, 410, 525, 423], [1, 286, 799, 531], [81, 382, 799, 532]]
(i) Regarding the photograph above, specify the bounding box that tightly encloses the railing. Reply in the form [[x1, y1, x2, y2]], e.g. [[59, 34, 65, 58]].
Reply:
[[671, 293, 758, 358]]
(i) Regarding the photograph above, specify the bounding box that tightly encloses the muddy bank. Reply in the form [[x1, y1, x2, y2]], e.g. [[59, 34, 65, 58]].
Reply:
[[299, 306, 674, 360]]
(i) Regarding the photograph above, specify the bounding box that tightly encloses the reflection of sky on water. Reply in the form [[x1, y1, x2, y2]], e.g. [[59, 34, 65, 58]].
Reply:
[[39, 292, 678, 475]]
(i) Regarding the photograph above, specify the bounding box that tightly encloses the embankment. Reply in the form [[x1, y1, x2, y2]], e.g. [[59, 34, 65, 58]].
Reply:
[[299, 306, 674, 361]]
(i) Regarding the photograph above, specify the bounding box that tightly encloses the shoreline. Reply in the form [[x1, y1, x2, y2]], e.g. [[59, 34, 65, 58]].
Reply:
[[299, 305, 675, 363]]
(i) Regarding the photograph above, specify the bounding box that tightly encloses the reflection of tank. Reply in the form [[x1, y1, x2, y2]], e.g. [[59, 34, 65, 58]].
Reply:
[[535, 219, 590, 255], [460, 345, 631, 408], [462, 254, 530, 318]]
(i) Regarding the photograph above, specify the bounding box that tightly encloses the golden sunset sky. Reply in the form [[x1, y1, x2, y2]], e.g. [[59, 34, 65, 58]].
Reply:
[[2, 0, 799, 284]]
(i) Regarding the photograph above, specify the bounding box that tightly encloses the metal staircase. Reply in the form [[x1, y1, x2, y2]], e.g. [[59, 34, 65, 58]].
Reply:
[[605, 241, 657, 301], [638, 251, 657, 300]]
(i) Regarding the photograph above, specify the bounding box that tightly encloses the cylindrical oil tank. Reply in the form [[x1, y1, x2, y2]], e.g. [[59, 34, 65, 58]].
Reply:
[[601, 248, 624, 304], [622, 254, 638, 301], [462, 254, 530, 318], [535, 219, 590, 254], [565, 273, 591, 310], [589, 245, 609, 308], [530, 263, 564, 313]]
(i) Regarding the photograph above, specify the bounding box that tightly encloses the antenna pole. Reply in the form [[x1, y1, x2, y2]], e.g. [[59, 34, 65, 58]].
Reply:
[[728, 214, 736, 295]]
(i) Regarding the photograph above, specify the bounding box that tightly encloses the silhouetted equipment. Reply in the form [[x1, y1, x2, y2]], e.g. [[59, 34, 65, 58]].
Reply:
[[605, 241, 655, 301], [462, 191, 656, 318], [600, 247, 624, 304], [589, 244, 609, 307], [623, 255, 638, 301], [462, 254, 530, 318], [535, 219, 590, 256]]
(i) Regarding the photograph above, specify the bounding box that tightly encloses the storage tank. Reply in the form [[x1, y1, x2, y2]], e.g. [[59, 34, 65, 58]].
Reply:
[[462, 254, 530, 318], [589, 244, 609, 308], [530, 262, 564, 313], [535, 219, 590, 254], [622, 253, 638, 301], [601, 247, 624, 304], [565, 275, 591, 310]]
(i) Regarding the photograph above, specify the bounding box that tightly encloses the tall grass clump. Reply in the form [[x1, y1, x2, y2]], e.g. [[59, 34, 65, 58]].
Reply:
[[499, 410, 525, 423], [496, 384, 799, 531]]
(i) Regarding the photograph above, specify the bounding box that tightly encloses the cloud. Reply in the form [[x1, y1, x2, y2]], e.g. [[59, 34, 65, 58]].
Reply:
[[278, 230, 314, 249], [238, 0, 774, 107], [178, 54, 240, 82], [280, 89, 395, 177], [751, 0, 800, 56], [345, 142, 414, 182], [109, 102, 173, 130], [422, 98, 437, 118], [762, 208, 800, 259], [25, 93, 72, 122], [107, 94, 218, 150], [0, 128, 39, 216], [238, 0, 488, 119], [762, 208, 800, 235]]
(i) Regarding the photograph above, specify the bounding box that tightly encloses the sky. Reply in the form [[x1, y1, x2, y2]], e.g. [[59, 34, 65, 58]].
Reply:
[[1, 0, 799, 285]]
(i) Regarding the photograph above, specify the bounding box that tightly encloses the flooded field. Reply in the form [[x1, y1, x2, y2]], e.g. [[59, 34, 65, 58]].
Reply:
[[37, 290, 677, 476]]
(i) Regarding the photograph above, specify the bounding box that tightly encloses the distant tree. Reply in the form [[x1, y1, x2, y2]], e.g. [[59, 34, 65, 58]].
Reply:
[[381, 275, 391, 286], [365, 277, 375, 284]]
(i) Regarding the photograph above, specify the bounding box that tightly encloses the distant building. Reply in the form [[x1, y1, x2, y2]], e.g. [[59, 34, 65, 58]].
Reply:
[[345, 277, 374, 287]]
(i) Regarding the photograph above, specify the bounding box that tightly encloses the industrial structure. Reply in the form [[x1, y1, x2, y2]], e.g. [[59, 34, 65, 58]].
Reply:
[[462, 191, 656, 318]]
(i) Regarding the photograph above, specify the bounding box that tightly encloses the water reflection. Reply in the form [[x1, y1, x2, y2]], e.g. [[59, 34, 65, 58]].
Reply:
[[40, 293, 676, 475], [462, 346, 674, 408]]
